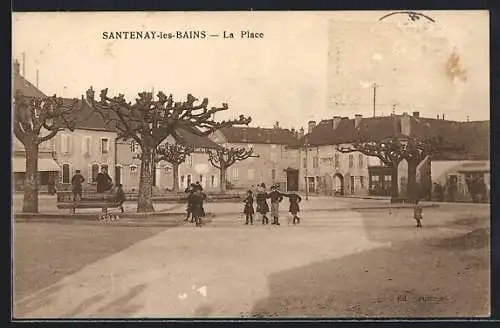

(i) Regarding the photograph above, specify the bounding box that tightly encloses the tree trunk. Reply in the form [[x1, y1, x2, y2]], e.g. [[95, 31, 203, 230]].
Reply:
[[23, 139, 39, 213], [390, 165, 399, 203], [172, 163, 179, 192], [406, 159, 418, 203], [137, 147, 155, 213], [220, 167, 227, 193]]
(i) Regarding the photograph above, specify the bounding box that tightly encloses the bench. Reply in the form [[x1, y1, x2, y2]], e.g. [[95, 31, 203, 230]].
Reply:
[[57, 191, 120, 214]]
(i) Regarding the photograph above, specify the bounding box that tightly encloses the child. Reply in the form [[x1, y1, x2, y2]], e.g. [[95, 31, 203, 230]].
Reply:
[[256, 183, 270, 225], [414, 199, 423, 228], [116, 184, 126, 213], [285, 192, 302, 224], [191, 187, 206, 227], [243, 190, 255, 225], [184, 183, 195, 223], [268, 185, 284, 225]]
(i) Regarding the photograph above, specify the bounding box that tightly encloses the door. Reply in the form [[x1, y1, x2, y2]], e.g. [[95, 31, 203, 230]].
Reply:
[[286, 169, 299, 191], [350, 175, 355, 194], [115, 166, 122, 186]]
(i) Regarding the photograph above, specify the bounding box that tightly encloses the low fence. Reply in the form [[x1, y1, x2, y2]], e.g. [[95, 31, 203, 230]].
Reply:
[[57, 191, 245, 203]]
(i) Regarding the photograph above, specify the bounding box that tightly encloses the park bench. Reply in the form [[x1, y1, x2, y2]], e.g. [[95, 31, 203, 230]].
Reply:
[[57, 191, 119, 214]]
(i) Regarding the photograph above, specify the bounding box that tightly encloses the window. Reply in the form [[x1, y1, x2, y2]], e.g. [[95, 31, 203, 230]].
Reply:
[[303, 157, 307, 169], [61, 134, 71, 154], [187, 155, 193, 167], [82, 136, 91, 155], [211, 175, 216, 188], [101, 138, 109, 154], [115, 165, 122, 185], [348, 154, 354, 168], [232, 168, 239, 181], [358, 154, 364, 168], [91, 164, 100, 182], [187, 174, 192, 186], [180, 175, 185, 187], [271, 153, 277, 163], [62, 164, 70, 183], [313, 156, 319, 168], [131, 140, 138, 153], [360, 176, 365, 189], [271, 169, 276, 181], [334, 154, 340, 168], [199, 175, 203, 183], [247, 168, 255, 180]]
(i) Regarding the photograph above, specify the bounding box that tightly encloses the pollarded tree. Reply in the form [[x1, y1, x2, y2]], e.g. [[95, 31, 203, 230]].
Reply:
[[13, 91, 84, 213], [86, 88, 251, 212], [206, 146, 256, 193], [337, 137, 405, 202], [402, 135, 461, 202], [155, 143, 194, 192]]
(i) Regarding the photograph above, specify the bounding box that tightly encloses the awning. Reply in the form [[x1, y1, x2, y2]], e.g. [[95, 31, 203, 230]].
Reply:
[[12, 157, 62, 173]]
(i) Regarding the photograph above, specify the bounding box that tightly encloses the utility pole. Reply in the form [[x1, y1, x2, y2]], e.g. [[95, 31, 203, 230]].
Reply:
[[372, 82, 377, 117], [304, 137, 309, 201]]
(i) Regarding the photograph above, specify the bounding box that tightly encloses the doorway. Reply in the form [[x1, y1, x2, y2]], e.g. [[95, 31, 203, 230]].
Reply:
[[333, 173, 344, 195], [285, 168, 299, 191]]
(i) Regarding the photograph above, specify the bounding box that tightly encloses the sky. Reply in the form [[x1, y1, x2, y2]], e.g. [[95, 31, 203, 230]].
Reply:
[[12, 11, 489, 130]]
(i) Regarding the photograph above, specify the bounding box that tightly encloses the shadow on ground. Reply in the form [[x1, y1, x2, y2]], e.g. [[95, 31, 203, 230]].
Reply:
[[250, 220, 490, 318]]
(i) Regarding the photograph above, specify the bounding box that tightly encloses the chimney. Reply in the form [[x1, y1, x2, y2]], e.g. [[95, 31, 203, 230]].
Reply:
[[333, 116, 341, 129], [13, 60, 20, 75], [354, 114, 362, 129], [307, 120, 316, 134], [400, 112, 411, 136], [299, 127, 305, 138], [412, 111, 420, 118]]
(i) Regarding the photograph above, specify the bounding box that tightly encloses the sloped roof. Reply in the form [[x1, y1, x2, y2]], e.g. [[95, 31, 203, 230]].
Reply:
[[219, 126, 299, 146], [305, 116, 402, 146], [174, 128, 219, 148], [13, 73, 47, 98]]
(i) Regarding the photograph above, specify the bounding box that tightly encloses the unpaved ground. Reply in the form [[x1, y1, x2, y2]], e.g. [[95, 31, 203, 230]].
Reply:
[[13, 205, 490, 318]]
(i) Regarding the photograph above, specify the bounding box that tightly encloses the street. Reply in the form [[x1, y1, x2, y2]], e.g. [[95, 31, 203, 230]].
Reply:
[[13, 199, 490, 318]]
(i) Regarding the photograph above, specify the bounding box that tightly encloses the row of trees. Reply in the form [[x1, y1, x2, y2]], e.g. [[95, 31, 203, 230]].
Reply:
[[14, 88, 253, 213], [337, 135, 456, 203]]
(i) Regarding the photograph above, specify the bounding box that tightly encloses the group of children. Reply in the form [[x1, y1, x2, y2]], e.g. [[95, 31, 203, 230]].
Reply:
[[243, 183, 302, 226]]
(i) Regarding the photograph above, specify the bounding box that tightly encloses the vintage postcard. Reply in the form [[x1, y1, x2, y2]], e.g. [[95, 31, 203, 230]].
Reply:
[[12, 11, 490, 319]]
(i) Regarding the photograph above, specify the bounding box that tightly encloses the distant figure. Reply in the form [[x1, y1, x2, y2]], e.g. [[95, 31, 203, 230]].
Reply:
[[285, 192, 302, 224], [184, 183, 196, 223], [96, 167, 112, 193], [413, 199, 423, 228], [268, 185, 284, 225], [191, 186, 207, 227], [256, 183, 270, 225], [195, 181, 203, 192], [243, 190, 254, 225], [71, 169, 85, 201], [434, 183, 444, 202], [116, 183, 126, 213]]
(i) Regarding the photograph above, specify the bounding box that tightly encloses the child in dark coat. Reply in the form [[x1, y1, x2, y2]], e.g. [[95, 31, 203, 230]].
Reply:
[[256, 183, 270, 225], [191, 188, 206, 227], [116, 184, 126, 213], [243, 190, 255, 225], [285, 192, 302, 224], [414, 199, 423, 228]]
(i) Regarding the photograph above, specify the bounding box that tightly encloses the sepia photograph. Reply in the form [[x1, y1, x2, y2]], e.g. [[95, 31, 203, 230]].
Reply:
[[11, 10, 490, 319]]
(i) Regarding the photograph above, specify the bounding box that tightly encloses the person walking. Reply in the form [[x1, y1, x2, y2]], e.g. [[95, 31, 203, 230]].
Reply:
[[184, 183, 195, 223], [71, 169, 85, 201], [191, 186, 206, 227], [256, 183, 270, 225], [284, 192, 302, 224], [243, 190, 254, 225], [268, 185, 283, 225], [413, 199, 423, 228], [116, 183, 126, 213], [96, 167, 112, 193]]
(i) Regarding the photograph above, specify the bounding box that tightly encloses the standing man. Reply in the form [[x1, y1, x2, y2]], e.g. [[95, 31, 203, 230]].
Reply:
[[96, 167, 112, 193], [268, 185, 283, 225], [71, 169, 85, 201]]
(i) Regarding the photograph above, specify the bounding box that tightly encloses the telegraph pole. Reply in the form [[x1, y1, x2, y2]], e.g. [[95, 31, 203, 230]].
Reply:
[[372, 82, 377, 117], [304, 137, 309, 201]]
